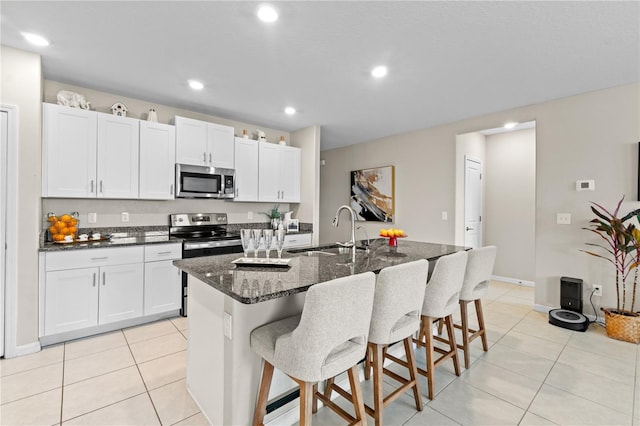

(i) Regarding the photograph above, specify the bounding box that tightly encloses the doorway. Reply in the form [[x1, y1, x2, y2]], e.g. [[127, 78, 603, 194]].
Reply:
[[455, 121, 536, 285]]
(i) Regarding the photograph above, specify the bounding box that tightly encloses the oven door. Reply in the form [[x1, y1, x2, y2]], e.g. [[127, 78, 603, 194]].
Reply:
[[175, 164, 234, 198]]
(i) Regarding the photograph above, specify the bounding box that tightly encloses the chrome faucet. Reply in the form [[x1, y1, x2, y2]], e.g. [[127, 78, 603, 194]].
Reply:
[[332, 205, 356, 248], [356, 225, 370, 252]]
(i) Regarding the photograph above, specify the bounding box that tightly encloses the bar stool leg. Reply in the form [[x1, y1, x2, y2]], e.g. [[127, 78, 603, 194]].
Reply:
[[475, 299, 489, 351], [364, 345, 372, 380], [460, 300, 471, 369], [444, 315, 461, 376], [372, 343, 384, 426], [423, 316, 435, 400], [348, 365, 367, 426], [253, 361, 274, 426], [296, 380, 314, 426], [403, 336, 423, 412], [312, 383, 319, 414]]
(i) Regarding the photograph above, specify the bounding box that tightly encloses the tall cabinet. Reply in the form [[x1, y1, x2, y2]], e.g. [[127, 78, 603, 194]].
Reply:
[[233, 137, 259, 201], [139, 121, 176, 199], [96, 113, 139, 198], [258, 143, 301, 202]]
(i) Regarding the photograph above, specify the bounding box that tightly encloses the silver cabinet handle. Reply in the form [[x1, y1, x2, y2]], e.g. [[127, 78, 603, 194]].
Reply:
[[235, 187, 238, 197], [170, 184, 174, 195], [90, 257, 108, 261], [100, 180, 103, 193], [209, 153, 212, 164], [466, 227, 474, 231], [93, 273, 96, 287], [102, 271, 106, 286], [203, 152, 207, 162], [282, 190, 285, 199], [90, 180, 94, 193], [277, 190, 281, 199], [157, 251, 172, 255]]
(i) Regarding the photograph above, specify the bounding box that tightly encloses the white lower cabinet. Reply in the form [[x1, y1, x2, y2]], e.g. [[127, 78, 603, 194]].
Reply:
[[44, 267, 99, 335], [98, 263, 144, 324], [283, 233, 312, 248], [144, 244, 182, 315]]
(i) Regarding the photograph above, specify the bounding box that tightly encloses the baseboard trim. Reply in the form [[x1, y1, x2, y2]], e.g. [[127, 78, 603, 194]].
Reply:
[[533, 304, 552, 313], [11, 341, 42, 358], [492, 275, 535, 287]]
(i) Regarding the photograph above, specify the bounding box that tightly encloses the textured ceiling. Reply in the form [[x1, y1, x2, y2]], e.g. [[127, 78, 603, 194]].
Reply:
[[1, 1, 638, 150]]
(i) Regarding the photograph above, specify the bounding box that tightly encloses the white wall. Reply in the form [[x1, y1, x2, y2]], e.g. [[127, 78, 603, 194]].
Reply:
[[485, 128, 536, 282], [320, 83, 640, 316], [1, 46, 42, 346]]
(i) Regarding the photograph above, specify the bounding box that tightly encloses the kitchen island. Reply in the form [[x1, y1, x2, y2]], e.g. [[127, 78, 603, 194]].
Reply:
[[174, 239, 467, 425]]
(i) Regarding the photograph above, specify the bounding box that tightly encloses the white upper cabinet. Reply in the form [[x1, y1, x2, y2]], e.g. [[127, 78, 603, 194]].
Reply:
[[258, 143, 301, 203], [97, 114, 140, 198], [233, 137, 259, 201], [174, 116, 234, 168], [139, 121, 176, 200], [42, 103, 98, 197], [42, 103, 140, 199]]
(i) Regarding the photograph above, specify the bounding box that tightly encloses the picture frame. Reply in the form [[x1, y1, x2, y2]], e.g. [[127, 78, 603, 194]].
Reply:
[[287, 218, 299, 233], [350, 165, 395, 222]]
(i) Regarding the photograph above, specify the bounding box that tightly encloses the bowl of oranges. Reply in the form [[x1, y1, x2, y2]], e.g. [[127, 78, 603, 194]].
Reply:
[[379, 228, 407, 247], [47, 212, 80, 243]]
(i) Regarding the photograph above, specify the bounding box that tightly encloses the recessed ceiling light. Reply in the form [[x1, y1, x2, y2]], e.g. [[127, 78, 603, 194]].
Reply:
[[257, 5, 278, 22], [188, 80, 204, 90], [371, 66, 388, 78], [503, 122, 518, 129], [284, 106, 296, 115], [22, 32, 49, 47]]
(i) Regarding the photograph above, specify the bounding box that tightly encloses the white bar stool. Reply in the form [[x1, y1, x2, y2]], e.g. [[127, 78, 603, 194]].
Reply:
[[250, 272, 376, 426], [414, 250, 468, 400], [456, 245, 497, 369], [322, 260, 429, 426]]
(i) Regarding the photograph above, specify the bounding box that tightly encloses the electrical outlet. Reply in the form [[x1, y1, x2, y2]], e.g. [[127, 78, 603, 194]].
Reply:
[[88, 212, 97, 224], [223, 312, 232, 339], [593, 284, 603, 297], [121, 212, 129, 222], [441, 211, 448, 220], [557, 213, 571, 225], [247, 211, 253, 220]]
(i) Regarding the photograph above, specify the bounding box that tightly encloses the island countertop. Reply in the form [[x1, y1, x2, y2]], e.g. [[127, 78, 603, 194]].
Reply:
[[173, 238, 468, 304]]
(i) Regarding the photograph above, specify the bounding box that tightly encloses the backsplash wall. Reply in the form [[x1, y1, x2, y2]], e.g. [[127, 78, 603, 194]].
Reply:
[[42, 198, 291, 228]]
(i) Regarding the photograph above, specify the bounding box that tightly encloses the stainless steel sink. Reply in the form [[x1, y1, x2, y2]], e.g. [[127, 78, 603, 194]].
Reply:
[[287, 244, 366, 256], [301, 250, 337, 257]]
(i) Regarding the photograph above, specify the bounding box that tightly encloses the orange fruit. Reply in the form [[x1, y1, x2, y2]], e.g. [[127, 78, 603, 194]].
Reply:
[[67, 226, 77, 235], [380, 229, 389, 237], [60, 214, 72, 223], [53, 234, 64, 241], [69, 219, 78, 226], [56, 221, 66, 230], [49, 225, 57, 234], [48, 215, 58, 223]]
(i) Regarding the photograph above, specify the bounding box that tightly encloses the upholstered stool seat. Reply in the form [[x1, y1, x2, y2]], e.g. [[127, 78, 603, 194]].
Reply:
[[414, 250, 468, 400], [322, 260, 430, 426], [251, 272, 376, 426]]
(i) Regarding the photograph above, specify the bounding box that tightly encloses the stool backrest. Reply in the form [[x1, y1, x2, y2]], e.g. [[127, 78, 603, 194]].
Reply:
[[274, 272, 376, 381], [422, 251, 468, 319], [460, 246, 497, 301], [369, 259, 429, 345]]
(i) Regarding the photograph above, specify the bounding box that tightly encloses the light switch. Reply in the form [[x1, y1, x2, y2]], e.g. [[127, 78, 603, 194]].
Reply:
[[557, 213, 571, 225], [247, 211, 253, 220], [223, 312, 232, 339], [88, 212, 97, 223], [441, 211, 448, 220], [121, 212, 129, 222]]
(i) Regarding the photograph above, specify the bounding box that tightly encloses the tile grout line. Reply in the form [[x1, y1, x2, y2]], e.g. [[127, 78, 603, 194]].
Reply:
[[59, 343, 66, 426]]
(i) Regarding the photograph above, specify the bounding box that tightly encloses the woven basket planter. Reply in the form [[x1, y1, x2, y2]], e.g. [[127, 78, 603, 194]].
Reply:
[[602, 308, 640, 344]]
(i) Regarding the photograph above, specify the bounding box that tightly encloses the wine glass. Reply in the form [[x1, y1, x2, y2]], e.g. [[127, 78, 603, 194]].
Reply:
[[251, 229, 263, 258], [263, 229, 274, 258], [240, 229, 253, 257], [275, 229, 286, 258]]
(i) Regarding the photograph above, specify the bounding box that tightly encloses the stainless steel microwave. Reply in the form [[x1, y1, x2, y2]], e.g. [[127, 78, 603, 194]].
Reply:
[[175, 164, 235, 199]]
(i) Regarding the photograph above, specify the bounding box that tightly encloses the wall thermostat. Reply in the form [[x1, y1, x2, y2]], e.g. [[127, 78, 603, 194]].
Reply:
[[576, 180, 595, 191]]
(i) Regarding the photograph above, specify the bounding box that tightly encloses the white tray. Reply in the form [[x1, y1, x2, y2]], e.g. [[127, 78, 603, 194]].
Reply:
[[231, 257, 291, 267]]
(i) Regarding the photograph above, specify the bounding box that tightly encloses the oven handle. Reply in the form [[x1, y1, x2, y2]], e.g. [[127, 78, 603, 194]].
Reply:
[[183, 239, 242, 250]]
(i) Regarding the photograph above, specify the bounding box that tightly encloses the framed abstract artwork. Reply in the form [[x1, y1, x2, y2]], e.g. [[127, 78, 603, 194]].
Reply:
[[350, 165, 395, 222]]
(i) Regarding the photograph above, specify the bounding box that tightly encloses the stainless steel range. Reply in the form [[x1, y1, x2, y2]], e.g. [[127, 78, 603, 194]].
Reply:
[[169, 213, 243, 315]]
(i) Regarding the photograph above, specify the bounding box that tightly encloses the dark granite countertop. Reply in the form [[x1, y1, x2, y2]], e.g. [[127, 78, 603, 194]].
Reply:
[[174, 238, 468, 304], [39, 229, 183, 252]]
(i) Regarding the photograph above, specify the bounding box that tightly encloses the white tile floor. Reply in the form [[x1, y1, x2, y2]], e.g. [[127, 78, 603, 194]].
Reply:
[[0, 281, 638, 426]]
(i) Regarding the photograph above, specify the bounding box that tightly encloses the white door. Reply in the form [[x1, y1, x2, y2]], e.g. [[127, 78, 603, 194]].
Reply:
[[279, 146, 301, 202], [98, 263, 144, 324], [234, 138, 259, 201], [139, 121, 176, 199], [208, 123, 235, 169], [97, 114, 139, 198], [175, 116, 208, 166], [464, 157, 482, 248], [258, 143, 281, 201], [44, 268, 100, 335], [144, 261, 181, 315], [0, 110, 7, 356]]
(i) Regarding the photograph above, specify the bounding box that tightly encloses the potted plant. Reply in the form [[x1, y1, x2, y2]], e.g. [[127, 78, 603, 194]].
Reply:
[[263, 205, 281, 229], [582, 196, 640, 343]]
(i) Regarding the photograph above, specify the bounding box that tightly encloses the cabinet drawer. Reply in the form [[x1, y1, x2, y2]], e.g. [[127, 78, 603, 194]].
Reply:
[[144, 243, 182, 262], [283, 233, 312, 248], [45, 246, 144, 271]]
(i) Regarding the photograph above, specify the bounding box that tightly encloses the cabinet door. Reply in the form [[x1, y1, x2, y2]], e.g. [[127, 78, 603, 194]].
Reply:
[[44, 267, 99, 335], [279, 146, 301, 202], [97, 114, 139, 198], [258, 143, 281, 202], [175, 116, 208, 166], [98, 263, 144, 324], [208, 123, 235, 169], [144, 260, 182, 315], [139, 121, 176, 199], [42, 103, 97, 197], [234, 137, 259, 201]]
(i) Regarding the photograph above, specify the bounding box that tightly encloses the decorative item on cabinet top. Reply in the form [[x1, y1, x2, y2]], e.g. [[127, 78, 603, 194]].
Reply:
[[111, 102, 129, 117], [46, 211, 79, 243], [56, 90, 91, 110], [256, 129, 267, 142], [147, 108, 158, 122]]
